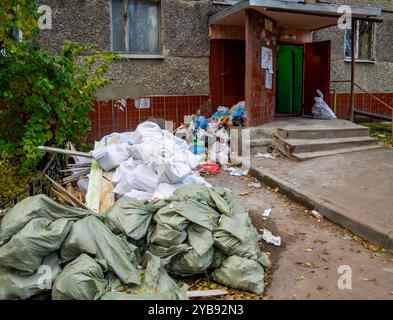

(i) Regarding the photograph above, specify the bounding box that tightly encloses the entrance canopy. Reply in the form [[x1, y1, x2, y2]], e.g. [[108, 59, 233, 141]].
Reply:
[[209, 0, 382, 30]]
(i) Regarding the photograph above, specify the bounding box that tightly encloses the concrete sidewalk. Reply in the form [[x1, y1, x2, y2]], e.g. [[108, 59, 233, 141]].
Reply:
[[249, 148, 393, 251]]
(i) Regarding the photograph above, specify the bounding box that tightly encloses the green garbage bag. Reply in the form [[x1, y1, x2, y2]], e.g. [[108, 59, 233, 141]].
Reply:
[[213, 187, 249, 218], [187, 224, 213, 256], [213, 215, 260, 260], [158, 200, 220, 231], [0, 218, 72, 274], [60, 216, 141, 286], [209, 249, 227, 270], [52, 254, 108, 300], [153, 203, 190, 232], [212, 255, 265, 295], [104, 252, 188, 300], [104, 197, 168, 240], [147, 243, 191, 263], [149, 223, 187, 247], [169, 246, 214, 276], [0, 253, 61, 300], [0, 195, 94, 245], [173, 185, 215, 206]]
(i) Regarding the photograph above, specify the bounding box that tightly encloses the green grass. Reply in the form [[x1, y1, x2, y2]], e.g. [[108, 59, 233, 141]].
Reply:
[[361, 122, 392, 148]]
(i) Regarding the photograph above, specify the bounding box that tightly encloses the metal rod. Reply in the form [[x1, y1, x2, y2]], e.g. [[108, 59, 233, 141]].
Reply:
[[350, 18, 356, 122]]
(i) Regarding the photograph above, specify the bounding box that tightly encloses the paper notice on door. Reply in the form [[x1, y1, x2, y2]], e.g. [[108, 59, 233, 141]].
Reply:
[[265, 72, 272, 90], [261, 47, 273, 73]]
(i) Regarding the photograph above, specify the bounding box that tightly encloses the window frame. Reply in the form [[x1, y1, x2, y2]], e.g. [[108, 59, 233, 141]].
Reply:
[[344, 20, 376, 63], [109, 0, 163, 59]]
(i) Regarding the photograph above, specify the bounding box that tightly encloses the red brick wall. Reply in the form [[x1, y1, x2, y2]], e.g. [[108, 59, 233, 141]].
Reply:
[[245, 9, 277, 127], [332, 92, 393, 120], [88, 95, 210, 141]]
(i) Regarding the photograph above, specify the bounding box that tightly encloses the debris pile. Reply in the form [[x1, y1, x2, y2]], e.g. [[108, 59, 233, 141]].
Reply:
[[0, 184, 270, 300]]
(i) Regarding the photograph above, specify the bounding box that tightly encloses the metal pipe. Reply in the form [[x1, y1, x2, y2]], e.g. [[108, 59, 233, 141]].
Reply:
[[350, 18, 356, 122]]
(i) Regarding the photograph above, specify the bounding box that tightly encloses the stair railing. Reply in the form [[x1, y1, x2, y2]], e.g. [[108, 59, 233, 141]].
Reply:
[[331, 80, 393, 147]]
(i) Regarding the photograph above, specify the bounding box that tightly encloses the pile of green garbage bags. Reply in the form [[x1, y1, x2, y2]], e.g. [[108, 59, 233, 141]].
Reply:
[[0, 185, 270, 300]]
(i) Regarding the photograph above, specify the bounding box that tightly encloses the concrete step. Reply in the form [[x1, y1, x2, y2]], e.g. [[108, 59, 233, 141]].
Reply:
[[292, 145, 382, 161], [276, 125, 370, 140], [250, 138, 272, 154], [274, 135, 378, 158]]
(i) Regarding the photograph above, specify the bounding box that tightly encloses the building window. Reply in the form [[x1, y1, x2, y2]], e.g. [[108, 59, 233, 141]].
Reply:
[[344, 20, 375, 61], [111, 0, 160, 55]]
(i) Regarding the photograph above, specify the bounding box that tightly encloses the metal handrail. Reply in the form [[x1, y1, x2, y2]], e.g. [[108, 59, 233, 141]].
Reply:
[[331, 80, 393, 147], [331, 80, 393, 111]]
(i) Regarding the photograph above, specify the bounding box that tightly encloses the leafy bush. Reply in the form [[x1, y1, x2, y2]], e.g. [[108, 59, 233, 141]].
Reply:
[[0, 1, 121, 173]]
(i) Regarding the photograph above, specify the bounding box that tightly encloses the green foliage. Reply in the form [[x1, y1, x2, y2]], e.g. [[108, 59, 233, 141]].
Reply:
[[0, 1, 121, 173], [0, 153, 36, 204], [362, 122, 392, 147]]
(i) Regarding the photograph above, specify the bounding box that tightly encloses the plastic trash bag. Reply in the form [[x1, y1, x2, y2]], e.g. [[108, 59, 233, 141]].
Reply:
[[213, 215, 260, 260], [91, 142, 131, 171], [0, 253, 61, 300], [209, 141, 230, 165], [60, 216, 141, 286], [312, 90, 337, 120], [104, 252, 188, 300], [132, 121, 164, 144], [195, 116, 208, 130], [230, 101, 246, 120], [212, 255, 265, 295], [0, 218, 72, 274], [104, 197, 168, 241], [0, 195, 93, 246], [52, 254, 108, 300], [125, 190, 153, 201], [169, 246, 214, 276]]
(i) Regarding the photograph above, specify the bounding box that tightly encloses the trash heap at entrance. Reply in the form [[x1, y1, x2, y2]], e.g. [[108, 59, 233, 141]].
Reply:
[[0, 111, 271, 300]]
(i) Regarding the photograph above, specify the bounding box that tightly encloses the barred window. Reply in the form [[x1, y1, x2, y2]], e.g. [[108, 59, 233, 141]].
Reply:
[[344, 20, 375, 61], [111, 0, 160, 55]]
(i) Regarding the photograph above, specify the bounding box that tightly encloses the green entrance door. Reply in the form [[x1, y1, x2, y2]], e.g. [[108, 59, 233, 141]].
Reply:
[[276, 45, 303, 114]]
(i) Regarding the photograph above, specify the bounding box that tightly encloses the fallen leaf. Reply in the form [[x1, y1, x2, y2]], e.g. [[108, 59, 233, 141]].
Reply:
[[210, 283, 218, 289], [295, 276, 305, 281], [304, 248, 313, 252], [238, 192, 249, 196], [360, 277, 369, 281], [390, 291, 393, 295]]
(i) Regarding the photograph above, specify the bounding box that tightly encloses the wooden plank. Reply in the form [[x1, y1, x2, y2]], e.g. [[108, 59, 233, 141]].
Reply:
[[38, 146, 92, 158], [85, 141, 104, 213], [45, 175, 90, 210], [99, 134, 119, 213], [62, 169, 90, 184], [186, 289, 228, 298]]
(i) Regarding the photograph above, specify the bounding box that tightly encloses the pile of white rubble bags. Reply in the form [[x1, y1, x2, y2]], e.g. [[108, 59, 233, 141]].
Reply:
[[91, 121, 212, 201]]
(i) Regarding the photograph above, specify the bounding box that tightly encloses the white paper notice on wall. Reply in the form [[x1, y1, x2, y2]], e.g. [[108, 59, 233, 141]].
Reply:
[[261, 47, 273, 74], [265, 72, 273, 90], [135, 98, 151, 109]]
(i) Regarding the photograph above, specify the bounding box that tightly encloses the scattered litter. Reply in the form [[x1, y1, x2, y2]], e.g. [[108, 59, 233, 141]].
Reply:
[[304, 248, 313, 252], [227, 167, 248, 177], [311, 210, 323, 220], [262, 209, 272, 217], [255, 152, 275, 160], [261, 229, 282, 247], [248, 182, 262, 189]]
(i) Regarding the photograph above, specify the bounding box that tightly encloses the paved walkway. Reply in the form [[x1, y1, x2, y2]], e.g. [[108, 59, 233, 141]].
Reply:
[[250, 148, 393, 251]]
